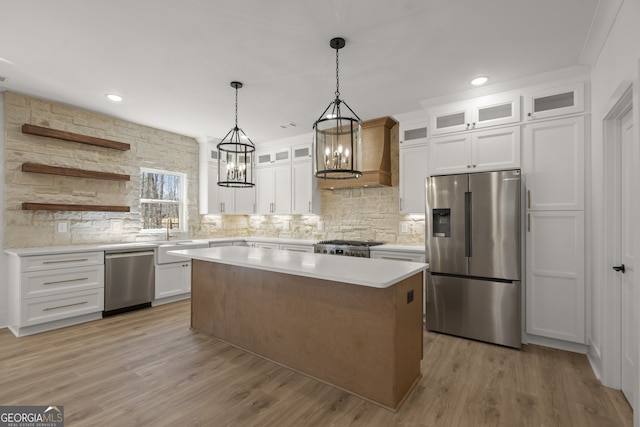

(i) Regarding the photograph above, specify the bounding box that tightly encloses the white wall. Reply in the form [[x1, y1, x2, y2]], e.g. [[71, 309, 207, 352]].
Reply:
[[0, 91, 7, 327], [588, 0, 640, 419]]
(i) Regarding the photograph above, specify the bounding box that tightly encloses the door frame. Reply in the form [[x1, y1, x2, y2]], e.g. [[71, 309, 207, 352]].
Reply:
[[601, 82, 633, 390]]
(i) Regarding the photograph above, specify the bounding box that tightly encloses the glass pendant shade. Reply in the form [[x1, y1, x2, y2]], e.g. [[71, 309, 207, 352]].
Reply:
[[313, 37, 363, 180], [217, 82, 255, 188], [313, 101, 362, 179]]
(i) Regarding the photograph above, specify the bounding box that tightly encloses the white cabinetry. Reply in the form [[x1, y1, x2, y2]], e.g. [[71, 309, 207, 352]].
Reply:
[[155, 261, 192, 301], [429, 125, 521, 175], [256, 163, 292, 214], [7, 251, 105, 337], [279, 243, 314, 253], [429, 92, 520, 135], [207, 161, 255, 214], [254, 242, 280, 250], [524, 82, 584, 121], [400, 144, 429, 214], [526, 211, 585, 342], [291, 143, 321, 215], [524, 115, 586, 345], [256, 147, 290, 166], [398, 114, 429, 214], [523, 117, 584, 210]]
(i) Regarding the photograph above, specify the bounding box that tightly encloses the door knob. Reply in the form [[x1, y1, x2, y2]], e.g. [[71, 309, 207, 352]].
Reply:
[[613, 264, 626, 273]]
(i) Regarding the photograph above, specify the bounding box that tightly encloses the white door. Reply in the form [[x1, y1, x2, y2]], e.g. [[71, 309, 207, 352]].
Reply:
[[618, 108, 635, 406]]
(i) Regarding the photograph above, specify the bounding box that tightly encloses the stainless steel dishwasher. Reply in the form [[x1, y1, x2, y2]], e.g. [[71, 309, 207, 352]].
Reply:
[[104, 249, 155, 316]]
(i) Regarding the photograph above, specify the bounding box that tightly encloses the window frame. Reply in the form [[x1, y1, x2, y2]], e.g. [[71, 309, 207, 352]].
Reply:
[[139, 167, 187, 234]]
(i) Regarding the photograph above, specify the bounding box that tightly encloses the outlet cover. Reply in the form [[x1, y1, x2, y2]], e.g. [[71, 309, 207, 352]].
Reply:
[[317, 221, 324, 231], [401, 222, 409, 234], [111, 220, 123, 232], [56, 221, 69, 233]]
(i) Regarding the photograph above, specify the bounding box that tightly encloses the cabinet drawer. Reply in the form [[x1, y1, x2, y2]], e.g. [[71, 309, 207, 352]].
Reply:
[[21, 251, 104, 272], [22, 265, 104, 299], [279, 244, 314, 253], [20, 288, 104, 327], [370, 250, 426, 263]]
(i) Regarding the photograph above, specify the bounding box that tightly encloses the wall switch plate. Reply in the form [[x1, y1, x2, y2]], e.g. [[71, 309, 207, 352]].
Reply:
[[317, 221, 324, 231], [56, 221, 69, 233], [110, 220, 123, 232], [401, 222, 409, 234]]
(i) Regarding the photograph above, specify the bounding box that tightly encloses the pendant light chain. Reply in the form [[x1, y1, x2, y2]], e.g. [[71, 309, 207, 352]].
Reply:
[[234, 85, 239, 128], [335, 46, 340, 99]]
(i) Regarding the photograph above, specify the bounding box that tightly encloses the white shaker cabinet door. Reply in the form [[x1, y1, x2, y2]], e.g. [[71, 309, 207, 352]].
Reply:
[[526, 210, 585, 343], [523, 116, 584, 211], [471, 126, 520, 172], [399, 144, 429, 214], [429, 134, 470, 175]]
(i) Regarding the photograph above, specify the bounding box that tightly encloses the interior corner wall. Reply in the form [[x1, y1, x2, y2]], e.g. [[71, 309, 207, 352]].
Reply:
[[0, 91, 7, 327], [588, 0, 640, 400]]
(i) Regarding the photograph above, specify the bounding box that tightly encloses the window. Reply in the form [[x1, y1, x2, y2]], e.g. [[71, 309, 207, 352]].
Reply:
[[140, 168, 186, 232]]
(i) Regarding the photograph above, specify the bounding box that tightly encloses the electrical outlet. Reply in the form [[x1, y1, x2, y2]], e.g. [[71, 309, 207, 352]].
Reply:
[[110, 220, 123, 232], [56, 221, 69, 233], [317, 221, 324, 231], [401, 222, 409, 234], [407, 289, 414, 304]]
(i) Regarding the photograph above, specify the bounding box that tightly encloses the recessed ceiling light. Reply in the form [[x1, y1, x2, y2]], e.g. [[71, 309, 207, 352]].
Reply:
[[470, 76, 489, 86], [105, 93, 123, 102]]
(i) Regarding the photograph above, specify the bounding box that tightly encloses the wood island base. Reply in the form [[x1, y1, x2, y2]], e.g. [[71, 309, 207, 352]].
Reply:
[[191, 259, 423, 411]]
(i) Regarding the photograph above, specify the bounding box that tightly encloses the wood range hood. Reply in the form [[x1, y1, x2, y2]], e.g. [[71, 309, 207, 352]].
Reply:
[[317, 116, 397, 190]]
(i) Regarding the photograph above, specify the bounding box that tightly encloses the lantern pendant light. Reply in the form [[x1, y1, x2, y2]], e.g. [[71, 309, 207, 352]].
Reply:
[[217, 81, 255, 188], [313, 37, 362, 180]]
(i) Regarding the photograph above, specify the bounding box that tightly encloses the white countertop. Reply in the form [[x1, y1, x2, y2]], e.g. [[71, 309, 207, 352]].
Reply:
[[4, 237, 425, 257], [168, 246, 428, 289]]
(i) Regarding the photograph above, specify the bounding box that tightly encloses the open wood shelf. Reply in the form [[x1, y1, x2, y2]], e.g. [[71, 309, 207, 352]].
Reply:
[[21, 162, 130, 181], [22, 124, 131, 151], [22, 203, 130, 212]]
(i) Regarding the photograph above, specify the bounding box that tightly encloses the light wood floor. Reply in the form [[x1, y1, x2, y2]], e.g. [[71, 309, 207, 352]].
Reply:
[[0, 300, 632, 426]]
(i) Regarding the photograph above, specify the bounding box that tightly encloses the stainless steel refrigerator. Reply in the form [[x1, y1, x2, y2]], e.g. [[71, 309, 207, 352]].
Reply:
[[426, 169, 521, 348]]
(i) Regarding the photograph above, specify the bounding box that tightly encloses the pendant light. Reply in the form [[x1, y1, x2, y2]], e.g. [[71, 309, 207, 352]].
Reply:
[[217, 81, 255, 188], [313, 37, 362, 180]]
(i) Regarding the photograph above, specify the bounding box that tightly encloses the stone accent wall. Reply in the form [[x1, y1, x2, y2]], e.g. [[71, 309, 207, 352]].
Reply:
[[3, 92, 199, 247]]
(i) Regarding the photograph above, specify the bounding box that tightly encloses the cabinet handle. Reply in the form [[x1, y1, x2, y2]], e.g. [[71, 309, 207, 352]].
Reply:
[[308, 201, 311, 213], [43, 258, 89, 264], [43, 277, 89, 285], [466, 123, 470, 129], [527, 213, 531, 232], [527, 190, 531, 209], [472, 164, 477, 168], [43, 301, 88, 311], [467, 165, 471, 169]]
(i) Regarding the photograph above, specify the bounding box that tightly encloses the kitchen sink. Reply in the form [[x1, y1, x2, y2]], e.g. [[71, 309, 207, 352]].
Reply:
[[156, 240, 209, 264]]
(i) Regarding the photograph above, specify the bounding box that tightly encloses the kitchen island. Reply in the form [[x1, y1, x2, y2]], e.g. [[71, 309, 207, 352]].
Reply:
[[169, 246, 428, 411]]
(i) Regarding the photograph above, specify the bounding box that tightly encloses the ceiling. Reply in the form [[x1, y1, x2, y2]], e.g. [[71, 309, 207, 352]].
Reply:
[[0, 0, 606, 144]]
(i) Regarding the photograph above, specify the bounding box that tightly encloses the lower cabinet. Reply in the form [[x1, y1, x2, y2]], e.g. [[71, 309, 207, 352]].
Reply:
[[155, 261, 192, 302], [525, 210, 585, 344], [7, 251, 105, 337]]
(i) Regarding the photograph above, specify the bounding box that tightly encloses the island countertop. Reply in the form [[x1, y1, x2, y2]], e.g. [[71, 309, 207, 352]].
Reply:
[[169, 246, 428, 289]]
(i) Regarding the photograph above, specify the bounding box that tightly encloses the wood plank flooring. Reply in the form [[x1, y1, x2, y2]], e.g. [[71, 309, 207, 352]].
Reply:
[[0, 300, 632, 426]]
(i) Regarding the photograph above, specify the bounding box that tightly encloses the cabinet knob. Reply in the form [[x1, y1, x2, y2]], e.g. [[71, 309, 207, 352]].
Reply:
[[528, 112, 532, 117], [472, 164, 477, 168], [467, 165, 471, 168]]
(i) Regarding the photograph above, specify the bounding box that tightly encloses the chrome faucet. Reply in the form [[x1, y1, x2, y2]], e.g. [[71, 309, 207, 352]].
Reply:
[[166, 217, 172, 241]]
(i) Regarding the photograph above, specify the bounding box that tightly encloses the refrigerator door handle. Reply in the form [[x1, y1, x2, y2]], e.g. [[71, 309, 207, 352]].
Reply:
[[465, 191, 472, 257]]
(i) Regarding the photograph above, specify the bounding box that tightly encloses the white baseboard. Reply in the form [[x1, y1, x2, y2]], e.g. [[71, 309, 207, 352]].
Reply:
[[525, 334, 589, 354]]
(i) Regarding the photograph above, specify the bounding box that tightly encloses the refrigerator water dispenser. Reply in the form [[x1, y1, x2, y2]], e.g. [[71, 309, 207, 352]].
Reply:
[[432, 208, 451, 237]]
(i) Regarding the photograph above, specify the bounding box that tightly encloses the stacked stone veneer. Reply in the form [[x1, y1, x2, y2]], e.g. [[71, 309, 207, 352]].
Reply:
[[3, 92, 200, 247], [3, 93, 425, 248]]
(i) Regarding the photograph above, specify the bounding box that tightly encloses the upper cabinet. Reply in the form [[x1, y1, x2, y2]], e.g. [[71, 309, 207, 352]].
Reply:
[[429, 125, 521, 175], [256, 147, 291, 167], [523, 116, 585, 211], [397, 112, 429, 214], [524, 82, 584, 121], [291, 143, 320, 215], [428, 92, 520, 136], [201, 144, 255, 215]]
